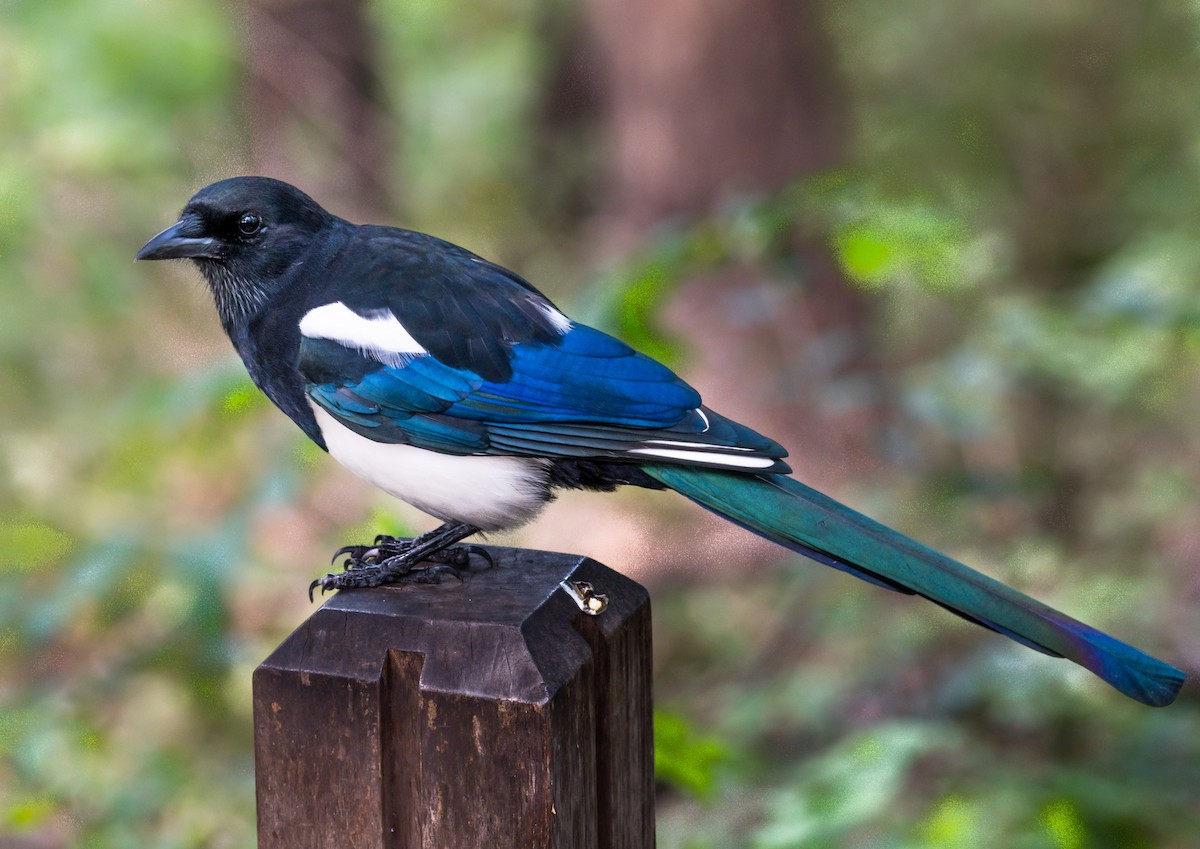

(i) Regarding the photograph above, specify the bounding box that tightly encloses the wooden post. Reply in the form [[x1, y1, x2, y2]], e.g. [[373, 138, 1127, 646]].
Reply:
[[252, 546, 654, 849]]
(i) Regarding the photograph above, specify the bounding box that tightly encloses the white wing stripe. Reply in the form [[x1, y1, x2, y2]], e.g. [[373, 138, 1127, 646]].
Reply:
[[300, 302, 427, 366], [629, 447, 776, 469]]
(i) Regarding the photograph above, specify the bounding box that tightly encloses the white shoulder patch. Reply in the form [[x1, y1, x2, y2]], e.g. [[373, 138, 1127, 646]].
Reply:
[[538, 303, 573, 334], [299, 301, 427, 367]]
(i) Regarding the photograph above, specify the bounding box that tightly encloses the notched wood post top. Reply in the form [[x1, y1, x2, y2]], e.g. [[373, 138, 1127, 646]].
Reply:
[[259, 545, 649, 705]]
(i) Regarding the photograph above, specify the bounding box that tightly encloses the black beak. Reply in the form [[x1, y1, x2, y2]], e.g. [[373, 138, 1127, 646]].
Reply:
[[135, 217, 220, 261]]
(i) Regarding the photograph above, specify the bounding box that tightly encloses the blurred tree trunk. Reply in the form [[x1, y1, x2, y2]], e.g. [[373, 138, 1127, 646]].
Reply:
[[243, 0, 392, 217], [583, 0, 884, 490]]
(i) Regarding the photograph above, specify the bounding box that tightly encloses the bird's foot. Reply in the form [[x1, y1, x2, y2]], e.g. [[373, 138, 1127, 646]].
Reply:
[[332, 535, 472, 572], [309, 545, 493, 599], [310, 522, 485, 600]]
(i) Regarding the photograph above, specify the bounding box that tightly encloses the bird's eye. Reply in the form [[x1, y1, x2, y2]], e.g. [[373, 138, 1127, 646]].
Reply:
[[237, 212, 263, 236]]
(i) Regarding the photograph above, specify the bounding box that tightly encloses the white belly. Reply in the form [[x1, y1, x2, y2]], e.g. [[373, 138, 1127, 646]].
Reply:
[[310, 404, 552, 531]]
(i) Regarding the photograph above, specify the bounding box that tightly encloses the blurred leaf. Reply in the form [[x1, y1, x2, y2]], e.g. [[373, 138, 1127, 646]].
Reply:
[[918, 795, 980, 849], [654, 708, 731, 801], [0, 520, 75, 575], [1041, 799, 1087, 849], [2, 795, 57, 831], [220, 380, 267, 417], [837, 226, 895, 281], [616, 260, 684, 364]]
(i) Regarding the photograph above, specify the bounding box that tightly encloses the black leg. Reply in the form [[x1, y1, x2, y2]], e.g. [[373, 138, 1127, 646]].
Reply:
[[310, 522, 482, 599]]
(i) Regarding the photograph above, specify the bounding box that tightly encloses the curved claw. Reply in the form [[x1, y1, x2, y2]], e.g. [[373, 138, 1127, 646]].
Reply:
[[308, 577, 327, 603], [331, 545, 363, 565], [331, 546, 385, 572], [332, 537, 412, 568], [464, 545, 495, 571]]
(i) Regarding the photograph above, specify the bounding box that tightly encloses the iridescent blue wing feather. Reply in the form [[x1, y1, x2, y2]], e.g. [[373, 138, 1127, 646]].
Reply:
[[299, 319, 789, 471]]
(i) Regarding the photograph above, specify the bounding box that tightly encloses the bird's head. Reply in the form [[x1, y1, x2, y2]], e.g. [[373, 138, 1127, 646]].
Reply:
[[136, 176, 335, 324]]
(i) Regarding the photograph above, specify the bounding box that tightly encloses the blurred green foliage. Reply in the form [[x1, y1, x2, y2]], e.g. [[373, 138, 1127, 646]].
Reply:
[[1, 0, 1197, 847], [653, 709, 731, 801]]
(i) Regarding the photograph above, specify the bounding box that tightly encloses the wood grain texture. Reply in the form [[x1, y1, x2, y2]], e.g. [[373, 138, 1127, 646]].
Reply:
[[253, 546, 654, 849]]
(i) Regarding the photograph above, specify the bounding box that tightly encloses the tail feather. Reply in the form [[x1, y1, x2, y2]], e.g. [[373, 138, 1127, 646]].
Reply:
[[643, 464, 1185, 707]]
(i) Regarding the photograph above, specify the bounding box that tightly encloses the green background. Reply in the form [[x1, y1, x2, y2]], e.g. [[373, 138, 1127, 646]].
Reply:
[[1, 1, 1196, 846]]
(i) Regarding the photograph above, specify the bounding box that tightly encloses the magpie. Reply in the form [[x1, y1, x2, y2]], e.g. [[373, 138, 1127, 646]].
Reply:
[[136, 176, 1184, 707]]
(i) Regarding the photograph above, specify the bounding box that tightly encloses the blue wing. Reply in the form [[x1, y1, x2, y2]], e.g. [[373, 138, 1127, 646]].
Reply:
[[299, 317, 789, 472]]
